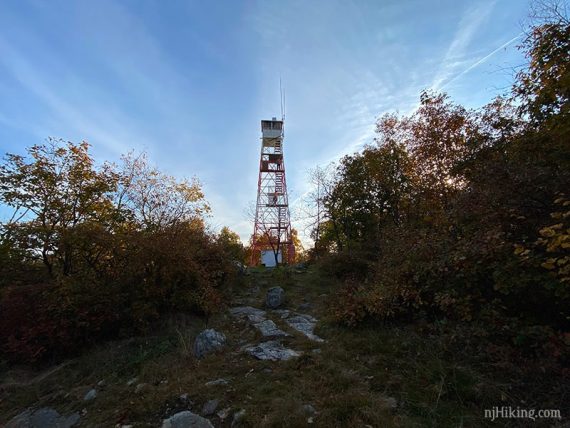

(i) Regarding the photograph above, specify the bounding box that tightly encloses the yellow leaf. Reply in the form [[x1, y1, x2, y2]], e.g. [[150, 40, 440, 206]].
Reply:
[[514, 245, 525, 255]]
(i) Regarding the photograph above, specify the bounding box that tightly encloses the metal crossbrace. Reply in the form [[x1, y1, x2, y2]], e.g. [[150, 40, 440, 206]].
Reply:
[[250, 119, 295, 265]]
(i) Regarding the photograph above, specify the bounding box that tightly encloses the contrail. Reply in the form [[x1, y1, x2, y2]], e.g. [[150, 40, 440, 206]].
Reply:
[[441, 32, 523, 90]]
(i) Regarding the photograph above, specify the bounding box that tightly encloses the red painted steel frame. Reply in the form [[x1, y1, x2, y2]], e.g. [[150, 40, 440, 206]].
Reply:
[[250, 119, 295, 266]]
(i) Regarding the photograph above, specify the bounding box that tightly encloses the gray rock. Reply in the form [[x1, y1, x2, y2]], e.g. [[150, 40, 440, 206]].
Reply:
[[217, 408, 231, 420], [204, 378, 229, 386], [302, 404, 316, 415], [126, 377, 138, 386], [253, 319, 289, 337], [97, 379, 106, 387], [83, 388, 97, 401], [6, 407, 80, 428], [201, 399, 219, 416], [265, 286, 285, 309], [193, 329, 227, 359], [229, 306, 267, 323], [286, 314, 324, 342], [298, 302, 312, 311], [231, 409, 247, 427], [135, 383, 149, 394], [162, 411, 214, 428], [243, 340, 301, 361], [233, 261, 247, 275]]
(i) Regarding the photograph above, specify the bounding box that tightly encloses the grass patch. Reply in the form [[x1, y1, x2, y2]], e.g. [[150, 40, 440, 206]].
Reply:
[[1, 266, 566, 427]]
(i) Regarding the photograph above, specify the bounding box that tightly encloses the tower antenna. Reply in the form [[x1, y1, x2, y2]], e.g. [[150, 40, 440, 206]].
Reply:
[[280, 77, 285, 121]]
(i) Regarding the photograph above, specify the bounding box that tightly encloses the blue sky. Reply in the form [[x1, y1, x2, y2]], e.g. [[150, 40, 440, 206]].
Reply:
[[0, 0, 531, 243]]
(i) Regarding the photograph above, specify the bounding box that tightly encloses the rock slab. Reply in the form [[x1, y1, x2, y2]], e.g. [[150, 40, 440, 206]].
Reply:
[[6, 407, 80, 428], [230, 306, 288, 337], [244, 340, 301, 361], [205, 378, 229, 386], [285, 314, 324, 342], [253, 319, 289, 337], [193, 329, 226, 359], [229, 306, 267, 323]]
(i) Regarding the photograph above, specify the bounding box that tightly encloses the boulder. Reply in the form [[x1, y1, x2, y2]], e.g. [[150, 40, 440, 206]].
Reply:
[[265, 287, 285, 309], [193, 329, 226, 359], [162, 411, 214, 428]]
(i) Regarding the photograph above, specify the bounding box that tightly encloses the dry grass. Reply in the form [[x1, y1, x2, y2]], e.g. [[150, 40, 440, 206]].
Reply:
[[1, 266, 565, 427]]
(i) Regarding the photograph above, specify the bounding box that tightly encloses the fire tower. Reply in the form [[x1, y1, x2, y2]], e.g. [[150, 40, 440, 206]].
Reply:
[[250, 117, 294, 266]]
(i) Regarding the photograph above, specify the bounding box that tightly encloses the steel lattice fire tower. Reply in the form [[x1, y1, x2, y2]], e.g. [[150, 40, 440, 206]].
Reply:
[[250, 117, 294, 266]]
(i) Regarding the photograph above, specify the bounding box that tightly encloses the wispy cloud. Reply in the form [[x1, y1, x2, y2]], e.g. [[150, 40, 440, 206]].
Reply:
[[0, 37, 137, 155], [440, 33, 523, 90], [432, 1, 497, 91], [0, 0, 530, 246]]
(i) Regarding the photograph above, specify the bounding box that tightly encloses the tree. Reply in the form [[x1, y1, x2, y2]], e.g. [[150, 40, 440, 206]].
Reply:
[[290, 228, 304, 262], [321, 140, 413, 253], [117, 152, 209, 231], [515, 2, 569, 126], [217, 226, 245, 262], [301, 164, 335, 258], [0, 139, 117, 275]]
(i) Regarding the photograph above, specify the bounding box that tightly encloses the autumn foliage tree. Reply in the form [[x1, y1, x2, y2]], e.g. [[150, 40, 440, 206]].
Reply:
[[311, 8, 570, 364], [0, 141, 236, 363]]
